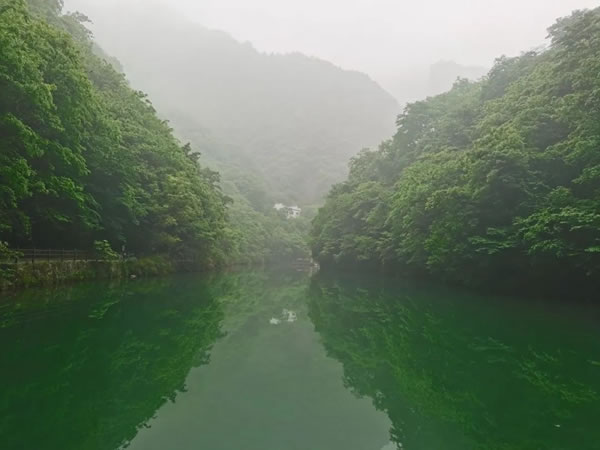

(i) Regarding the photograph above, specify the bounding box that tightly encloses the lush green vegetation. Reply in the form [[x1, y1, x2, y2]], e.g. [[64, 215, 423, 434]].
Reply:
[[311, 8, 600, 294], [8, 0, 600, 284], [0, 0, 322, 267], [0, 0, 229, 266]]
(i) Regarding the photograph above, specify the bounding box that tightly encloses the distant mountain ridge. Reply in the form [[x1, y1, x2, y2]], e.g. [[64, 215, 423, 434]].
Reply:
[[381, 61, 488, 106], [66, 0, 399, 205]]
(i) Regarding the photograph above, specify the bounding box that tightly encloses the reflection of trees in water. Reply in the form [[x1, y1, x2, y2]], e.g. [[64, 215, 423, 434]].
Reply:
[[204, 269, 312, 362], [0, 277, 225, 450], [307, 273, 600, 450], [0, 270, 313, 450], [3, 271, 598, 450]]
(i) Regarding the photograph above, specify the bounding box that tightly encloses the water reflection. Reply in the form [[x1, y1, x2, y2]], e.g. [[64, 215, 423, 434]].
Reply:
[[0, 271, 393, 450], [308, 272, 600, 450], [125, 270, 392, 450], [0, 277, 225, 450], [2, 270, 599, 450]]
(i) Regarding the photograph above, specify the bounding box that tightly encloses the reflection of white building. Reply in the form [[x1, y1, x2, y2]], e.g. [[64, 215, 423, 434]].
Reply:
[[273, 203, 302, 219], [381, 443, 399, 450]]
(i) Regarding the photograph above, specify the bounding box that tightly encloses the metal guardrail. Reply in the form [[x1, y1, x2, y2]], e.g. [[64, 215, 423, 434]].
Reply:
[[7, 249, 95, 264], [1, 249, 195, 265]]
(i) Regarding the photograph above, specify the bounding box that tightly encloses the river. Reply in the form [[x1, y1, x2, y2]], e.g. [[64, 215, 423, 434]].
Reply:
[[1, 269, 599, 450]]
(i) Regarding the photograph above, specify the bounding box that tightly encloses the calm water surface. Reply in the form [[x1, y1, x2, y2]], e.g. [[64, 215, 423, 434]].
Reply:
[[1, 270, 599, 450]]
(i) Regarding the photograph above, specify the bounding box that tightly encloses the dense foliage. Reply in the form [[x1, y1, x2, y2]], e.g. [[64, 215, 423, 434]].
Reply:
[[311, 8, 600, 294], [0, 0, 229, 265]]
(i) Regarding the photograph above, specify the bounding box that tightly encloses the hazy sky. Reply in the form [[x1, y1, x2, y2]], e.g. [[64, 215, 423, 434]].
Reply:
[[66, 0, 599, 80]]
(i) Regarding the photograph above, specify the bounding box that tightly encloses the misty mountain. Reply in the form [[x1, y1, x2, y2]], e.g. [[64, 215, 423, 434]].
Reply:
[[65, 0, 399, 205], [381, 61, 488, 106], [428, 61, 488, 94]]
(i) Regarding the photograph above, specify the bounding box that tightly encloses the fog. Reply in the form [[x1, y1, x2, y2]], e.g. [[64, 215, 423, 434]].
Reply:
[[58, 0, 600, 200], [65, 0, 599, 98]]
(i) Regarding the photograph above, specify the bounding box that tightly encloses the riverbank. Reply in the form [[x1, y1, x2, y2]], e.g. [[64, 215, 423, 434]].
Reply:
[[0, 254, 320, 294], [0, 256, 188, 292], [315, 260, 600, 302]]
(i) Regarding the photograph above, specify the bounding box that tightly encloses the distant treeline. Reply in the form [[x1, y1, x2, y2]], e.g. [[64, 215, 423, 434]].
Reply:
[[311, 8, 600, 295]]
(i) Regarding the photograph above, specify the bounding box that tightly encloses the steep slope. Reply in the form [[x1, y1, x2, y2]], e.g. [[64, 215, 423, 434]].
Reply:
[[64, 0, 399, 205]]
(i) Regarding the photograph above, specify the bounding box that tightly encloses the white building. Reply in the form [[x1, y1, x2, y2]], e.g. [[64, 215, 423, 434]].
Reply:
[[287, 206, 301, 219], [273, 203, 302, 219]]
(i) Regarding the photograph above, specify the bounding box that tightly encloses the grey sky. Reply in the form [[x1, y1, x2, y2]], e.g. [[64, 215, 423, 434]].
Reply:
[[65, 0, 599, 83]]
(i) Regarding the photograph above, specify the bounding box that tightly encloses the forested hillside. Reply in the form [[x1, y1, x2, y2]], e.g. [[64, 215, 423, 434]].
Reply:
[[63, 0, 399, 206], [311, 8, 600, 294], [0, 0, 229, 265]]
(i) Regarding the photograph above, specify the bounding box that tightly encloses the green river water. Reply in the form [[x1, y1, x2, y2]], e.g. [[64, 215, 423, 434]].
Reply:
[[1, 269, 599, 450]]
